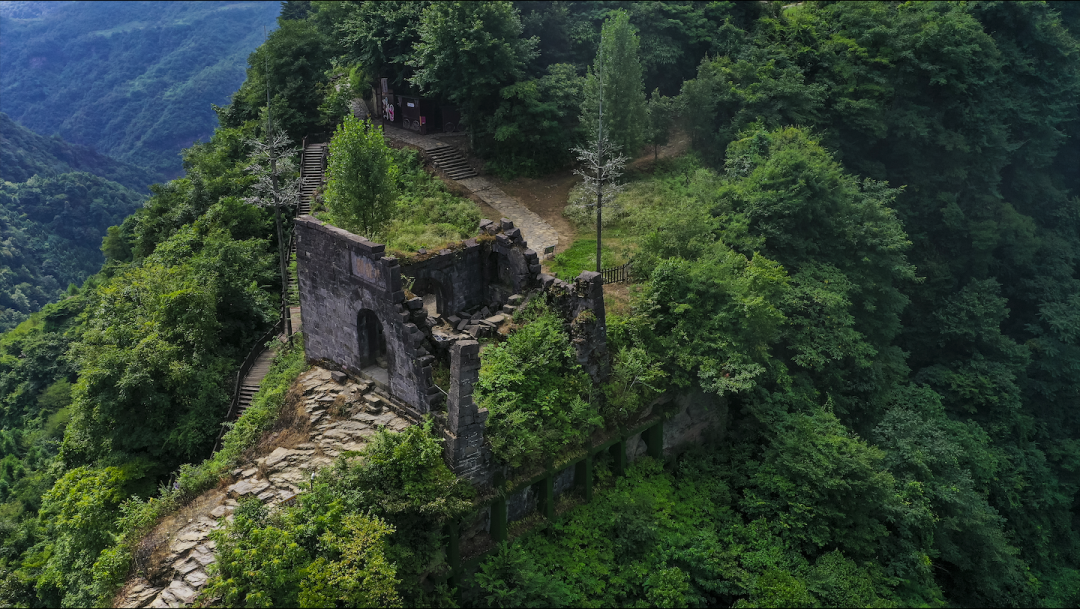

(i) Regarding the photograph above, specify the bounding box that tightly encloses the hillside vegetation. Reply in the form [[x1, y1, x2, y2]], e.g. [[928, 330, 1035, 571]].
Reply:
[[0, 114, 151, 332], [0, 1, 280, 178], [0, 2, 1077, 608]]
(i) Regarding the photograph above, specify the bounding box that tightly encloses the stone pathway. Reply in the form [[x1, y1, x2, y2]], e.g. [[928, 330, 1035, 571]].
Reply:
[[380, 123, 559, 257], [119, 367, 413, 608]]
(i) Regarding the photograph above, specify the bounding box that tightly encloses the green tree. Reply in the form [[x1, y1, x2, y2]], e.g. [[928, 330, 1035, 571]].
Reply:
[[482, 63, 586, 176], [410, 1, 537, 134], [475, 303, 600, 466], [298, 514, 403, 608], [336, 1, 430, 92], [324, 116, 399, 238], [581, 10, 648, 157], [644, 88, 678, 162], [221, 18, 335, 140], [35, 466, 128, 608]]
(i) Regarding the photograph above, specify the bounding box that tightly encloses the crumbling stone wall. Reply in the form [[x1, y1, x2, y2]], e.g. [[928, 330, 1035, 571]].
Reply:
[[296, 215, 542, 426], [537, 270, 610, 383], [297, 213, 617, 489], [442, 340, 494, 485]]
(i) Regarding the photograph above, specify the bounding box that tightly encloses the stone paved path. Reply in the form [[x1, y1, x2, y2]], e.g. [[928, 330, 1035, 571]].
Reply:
[[380, 123, 559, 257], [119, 367, 413, 608]]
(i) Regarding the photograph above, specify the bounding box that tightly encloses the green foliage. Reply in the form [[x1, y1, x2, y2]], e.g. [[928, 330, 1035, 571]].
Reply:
[[319, 64, 367, 127], [0, 2, 280, 177], [335, 1, 429, 92], [410, 1, 537, 124], [201, 421, 470, 607], [471, 454, 898, 608], [481, 63, 586, 177], [638, 245, 788, 395], [743, 409, 895, 559], [581, 10, 648, 156], [476, 303, 600, 466], [548, 238, 623, 281], [325, 116, 399, 238], [380, 149, 480, 253], [62, 226, 276, 469], [89, 338, 307, 608], [218, 15, 335, 144], [299, 514, 403, 608], [0, 169, 145, 332], [35, 466, 129, 608], [644, 88, 678, 161]]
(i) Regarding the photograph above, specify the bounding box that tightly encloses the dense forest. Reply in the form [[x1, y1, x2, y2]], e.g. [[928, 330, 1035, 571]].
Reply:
[[0, 1, 280, 178], [0, 114, 149, 332], [0, 1, 1078, 607]]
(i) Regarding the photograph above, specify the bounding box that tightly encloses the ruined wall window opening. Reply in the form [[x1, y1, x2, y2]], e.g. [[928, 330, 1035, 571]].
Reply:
[[413, 277, 447, 316]]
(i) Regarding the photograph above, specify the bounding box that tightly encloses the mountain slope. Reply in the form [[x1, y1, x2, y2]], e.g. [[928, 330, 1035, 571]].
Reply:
[[0, 115, 148, 331], [0, 1, 280, 178], [0, 112, 157, 191]]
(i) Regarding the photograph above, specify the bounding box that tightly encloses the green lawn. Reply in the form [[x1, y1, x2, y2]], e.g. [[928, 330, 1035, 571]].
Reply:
[[549, 238, 631, 281]]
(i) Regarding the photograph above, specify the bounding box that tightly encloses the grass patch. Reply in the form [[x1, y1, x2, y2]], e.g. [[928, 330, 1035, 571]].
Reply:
[[314, 148, 480, 254], [549, 238, 631, 281]]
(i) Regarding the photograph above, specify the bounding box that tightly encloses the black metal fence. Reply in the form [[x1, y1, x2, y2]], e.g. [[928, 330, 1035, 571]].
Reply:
[[601, 261, 632, 285]]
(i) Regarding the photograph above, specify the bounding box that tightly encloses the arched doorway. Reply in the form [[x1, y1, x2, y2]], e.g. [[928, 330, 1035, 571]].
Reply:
[[357, 309, 387, 368]]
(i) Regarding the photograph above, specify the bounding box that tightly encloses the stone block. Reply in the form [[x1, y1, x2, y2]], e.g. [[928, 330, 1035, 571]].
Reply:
[[500, 218, 515, 230], [502, 304, 516, 314], [448, 315, 461, 325], [505, 227, 521, 241], [529, 263, 542, 274], [331, 371, 346, 384], [406, 297, 424, 310], [508, 294, 524, 305], [456, 319, 470, 331]]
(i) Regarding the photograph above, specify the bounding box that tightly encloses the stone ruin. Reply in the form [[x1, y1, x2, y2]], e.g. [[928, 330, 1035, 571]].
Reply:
[[295, 215, 609, 485]]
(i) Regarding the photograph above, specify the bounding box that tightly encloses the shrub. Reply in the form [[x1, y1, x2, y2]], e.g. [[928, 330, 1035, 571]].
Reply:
[[476, 303, 601, 466]]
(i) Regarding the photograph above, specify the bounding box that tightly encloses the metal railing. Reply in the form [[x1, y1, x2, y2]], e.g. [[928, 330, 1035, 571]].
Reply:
[[600, 260, 632, 285], [211, 317, 285, 454]]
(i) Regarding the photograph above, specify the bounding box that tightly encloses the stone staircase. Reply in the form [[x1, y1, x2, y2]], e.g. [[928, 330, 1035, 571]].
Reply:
[[236, 349, 274, 416], [298, 142, 325, 216], [427, 144, 478, 180]]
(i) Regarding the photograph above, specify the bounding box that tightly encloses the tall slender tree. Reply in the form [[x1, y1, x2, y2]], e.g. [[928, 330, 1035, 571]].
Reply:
[[581, 10, 647, 157]]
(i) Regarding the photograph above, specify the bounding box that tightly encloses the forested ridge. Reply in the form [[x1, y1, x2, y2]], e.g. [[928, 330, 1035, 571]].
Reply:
[[0, 1, 280, 178], [0, 114, 149, 333], [0, 1, 1078, 607]]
